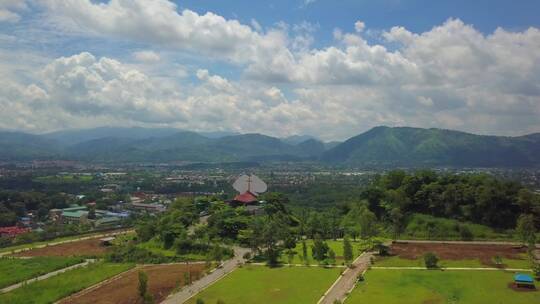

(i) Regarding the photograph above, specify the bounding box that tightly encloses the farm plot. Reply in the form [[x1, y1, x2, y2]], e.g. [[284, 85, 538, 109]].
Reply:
[[60, 263, 207, 304], [186, 265, 342, 304], [345, 269, 539, 304], [376, 242, 531, 268], [12, 238, 110, 258], [0, 262, 133, 304], [0, 256, 83, 288]]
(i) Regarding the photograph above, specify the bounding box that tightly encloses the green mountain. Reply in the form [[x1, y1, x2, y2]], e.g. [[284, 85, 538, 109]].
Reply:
[[1, 126, 539, 166], [322, 126, 540, 167], [64, 132, 318, 162], [0, 132, 62, 160]]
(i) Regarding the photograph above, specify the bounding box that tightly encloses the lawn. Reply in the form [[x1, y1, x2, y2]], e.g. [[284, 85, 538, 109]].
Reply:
[[282, 239, 375, 265], [186, 265, 342, 304], [0, 262, 133, 304], [0, 256, 83, 288], [375, 255, 533, 269], [346, 269, 540, 304]]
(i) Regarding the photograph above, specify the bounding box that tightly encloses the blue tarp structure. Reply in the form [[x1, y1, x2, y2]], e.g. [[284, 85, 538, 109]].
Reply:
[[514, 274, 534, 284]]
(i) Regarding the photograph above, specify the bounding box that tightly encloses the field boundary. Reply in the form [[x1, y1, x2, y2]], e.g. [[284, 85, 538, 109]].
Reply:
[[372, 266, 533, 271], [0, 229, 133, 257]]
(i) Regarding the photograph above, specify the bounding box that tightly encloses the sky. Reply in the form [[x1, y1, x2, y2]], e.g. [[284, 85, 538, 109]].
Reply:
[[0, 0, 539, 141]]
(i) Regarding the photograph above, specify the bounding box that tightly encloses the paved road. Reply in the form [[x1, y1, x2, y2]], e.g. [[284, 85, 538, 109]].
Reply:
[[0, 229, 133, 257], [161, 247, 250, 304], [0, 259, 96, 293], [318, 251, 374, 304]]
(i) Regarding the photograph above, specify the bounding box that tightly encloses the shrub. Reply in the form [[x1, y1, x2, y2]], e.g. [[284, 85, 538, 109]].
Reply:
[[459, 225, 473, 241], [196, 299, 205, 304], [423, 252, 439, 268]]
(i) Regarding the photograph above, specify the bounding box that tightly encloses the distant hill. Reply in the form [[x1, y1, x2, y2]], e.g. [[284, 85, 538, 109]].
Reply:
[[2, 126, 539, 167], [43, 127, 183, 145], [322, 126, 540, 167], [64, 132, 318, 162], [281, 135, 317, 145], [0, 132, 61, 160]]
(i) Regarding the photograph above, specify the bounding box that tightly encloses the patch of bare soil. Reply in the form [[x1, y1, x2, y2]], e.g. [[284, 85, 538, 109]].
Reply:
[[12, 238, 110, 257], [390, 242, 527, 266], [60, 263, 206, 304]]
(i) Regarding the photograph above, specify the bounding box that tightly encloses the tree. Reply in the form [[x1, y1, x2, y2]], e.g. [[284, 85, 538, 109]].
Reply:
[[138, 271, 148, 299], [312, 235, 329, 262], [493, 255, 502, 267], [459, 225, 473, 241], [138, 271, 153, 304], [533, 262, 540, 280], [184, 271, 191, 285], [328, 248, 336, 265], [389, 208, 404, 240], [343, 236, 353, 265], [196, 299, 205, 304], [516, 214, 536, 245], [302, 239, 308, 264], [423, 252, 439, 269]]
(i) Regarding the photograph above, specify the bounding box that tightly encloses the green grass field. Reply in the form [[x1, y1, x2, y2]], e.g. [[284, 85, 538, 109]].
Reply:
[[282, 239, 376, 265], [375, 255, 533, 269], [0, 257, 83, 288], [186, 265, 342, 304], [346, 269, 540, 304], [0, 262, 133, 304]]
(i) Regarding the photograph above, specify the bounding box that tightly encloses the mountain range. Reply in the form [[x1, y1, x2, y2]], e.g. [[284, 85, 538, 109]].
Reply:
[[1, 126, 539, 167]]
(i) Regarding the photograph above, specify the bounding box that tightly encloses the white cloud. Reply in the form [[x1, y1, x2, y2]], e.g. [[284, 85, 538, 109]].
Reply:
[[2, 2, 540, 140], [44, 0, 288, 64], [354, 21, 365, 33], [132, 50, 160, 63]]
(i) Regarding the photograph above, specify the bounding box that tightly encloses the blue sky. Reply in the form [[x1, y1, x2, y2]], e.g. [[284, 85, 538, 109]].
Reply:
[[0, 0, 539, 140]]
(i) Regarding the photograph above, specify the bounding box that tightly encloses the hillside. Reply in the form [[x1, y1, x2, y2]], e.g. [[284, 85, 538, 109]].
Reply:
[[1, 126, 540, 166], [322, 126, 540, 167], [0, 132, 62, 160]]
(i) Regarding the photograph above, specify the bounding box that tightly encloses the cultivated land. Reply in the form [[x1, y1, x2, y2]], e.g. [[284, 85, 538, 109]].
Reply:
[[345, 269, 540, 304], [0, 256, 83, 288], [0, 262, 133, 304], [376, 242, 532, 269], [0, 228, 132, 255], [60, 263, 206, 304], [185, 265, 342, 304], [12, 238, 111, 258]]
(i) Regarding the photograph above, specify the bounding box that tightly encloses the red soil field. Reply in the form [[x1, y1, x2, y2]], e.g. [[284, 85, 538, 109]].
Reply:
[[13, 238, 110, 257], [389, 242, 528, 266], [60, 263, 206, 304]]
